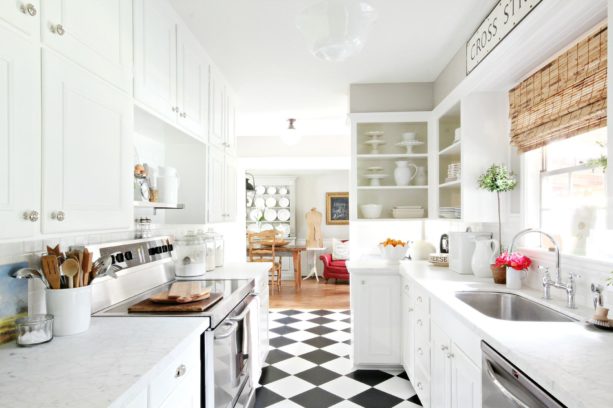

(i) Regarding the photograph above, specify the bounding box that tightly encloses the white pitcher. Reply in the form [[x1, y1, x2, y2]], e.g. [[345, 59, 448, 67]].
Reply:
[[471, 238, 499, 277], [394, 161, 417, 186]]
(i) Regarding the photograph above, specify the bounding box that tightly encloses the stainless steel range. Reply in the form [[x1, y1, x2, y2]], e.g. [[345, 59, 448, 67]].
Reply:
[[85, 237, 256, 408]]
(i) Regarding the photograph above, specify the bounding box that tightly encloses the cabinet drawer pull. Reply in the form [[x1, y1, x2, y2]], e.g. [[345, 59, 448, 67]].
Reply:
[[416, 319, 422, 327], [404, 284, 409, 290], [20, 3, 37, 16], [408, 307, 414, 312], [52, 24, 66, 36], [417, 296, 422, 303], [417, 347, 423, 356], [180, 112, 187, 118], [172, 106, 179, 113], [417, 382, 423, 391], [175, 364, 187, 378], [446, 352, 454, 359], [23, 210, 39, 222], [51, 211, 65, 222], [441, 345, 448, 351]]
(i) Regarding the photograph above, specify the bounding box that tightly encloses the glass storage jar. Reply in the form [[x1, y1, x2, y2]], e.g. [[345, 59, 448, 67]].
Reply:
[[173, 231, 207, 277]]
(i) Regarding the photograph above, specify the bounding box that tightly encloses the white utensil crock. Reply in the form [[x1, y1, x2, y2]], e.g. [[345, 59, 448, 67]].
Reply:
[[394, 161, 417, 186], [46, 286, 92, 336], [506, 268, 527, 290], [157, 176, 180, 204]]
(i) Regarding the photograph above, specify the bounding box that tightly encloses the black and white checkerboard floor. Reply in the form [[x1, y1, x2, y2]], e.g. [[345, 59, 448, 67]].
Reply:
[[256, 309, 422, 408]]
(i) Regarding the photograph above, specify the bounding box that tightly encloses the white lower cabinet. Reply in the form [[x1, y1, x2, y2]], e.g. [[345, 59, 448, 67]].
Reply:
[[351, 273, 401, 366], [431, 323, 452, 408], [450, 343, 481, 408], [0, 0, 40, 41], [401, 278, 414, 379], [42, 50, 133, 233]]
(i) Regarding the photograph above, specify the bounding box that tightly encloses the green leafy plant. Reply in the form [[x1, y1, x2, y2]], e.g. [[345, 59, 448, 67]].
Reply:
[[606, 271, 613, 287], [587, 141, 607, 173], [478, 164, 518, 255]]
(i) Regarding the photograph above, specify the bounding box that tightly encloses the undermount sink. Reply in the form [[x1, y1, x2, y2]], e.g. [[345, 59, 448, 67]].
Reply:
[[455, 291, 576, 322]]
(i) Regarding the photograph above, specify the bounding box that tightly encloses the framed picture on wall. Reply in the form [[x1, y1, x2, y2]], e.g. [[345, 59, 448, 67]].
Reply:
[[326, 192, 349, 225]]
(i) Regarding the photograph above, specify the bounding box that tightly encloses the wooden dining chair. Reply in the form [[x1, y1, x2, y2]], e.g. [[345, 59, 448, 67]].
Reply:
[[247, 230, 283, 292]]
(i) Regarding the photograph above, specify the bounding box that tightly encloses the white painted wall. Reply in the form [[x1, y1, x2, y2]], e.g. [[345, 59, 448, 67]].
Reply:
[[237, 135, 350, 158], [294, 171, 350, 242], [349, 83, 434, 113]]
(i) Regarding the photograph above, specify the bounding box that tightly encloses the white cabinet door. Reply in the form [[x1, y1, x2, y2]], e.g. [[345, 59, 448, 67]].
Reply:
[[451, 345, 481, 408], [42, 0, 132, 91], [351, 275, 401, 366], [0, 0, 40, 41], [176, 25, 208, 138], [134, 0, 177, 121], [431, 323, 452, 408], [401, 282, 414, 378], [158, 369, 200, 408], [42, 51, 132, 233], [225, 92, 237, 154], [208, 146, 225, 223], [0, 25, 41, 239], [208, 66, 225, 147], [224, 158, 237, 221]]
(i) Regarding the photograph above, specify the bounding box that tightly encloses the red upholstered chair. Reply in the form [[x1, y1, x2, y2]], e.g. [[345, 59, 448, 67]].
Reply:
[[320, 253, 349, 282]]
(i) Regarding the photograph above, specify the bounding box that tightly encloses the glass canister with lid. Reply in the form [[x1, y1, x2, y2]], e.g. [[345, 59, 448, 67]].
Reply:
[[173, 231, 207, 277], [197, 229, 216, 271], [206, 228, 225, 267]]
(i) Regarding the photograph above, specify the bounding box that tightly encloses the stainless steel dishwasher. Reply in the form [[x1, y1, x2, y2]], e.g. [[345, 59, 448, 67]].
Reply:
[[482, 341, 566, 408]]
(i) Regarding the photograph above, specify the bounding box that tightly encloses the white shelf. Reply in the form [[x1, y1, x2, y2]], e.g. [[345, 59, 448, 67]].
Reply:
[[357, 186, 428, 190], [439, 141, 461, 156], [439, 180, 461, 188], [357, 153, 428, 159], [355, 218, 428, 222], [133, 201, 184, 209]]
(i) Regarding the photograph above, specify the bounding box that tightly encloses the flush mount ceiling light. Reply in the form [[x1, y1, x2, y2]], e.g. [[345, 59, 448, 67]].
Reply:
[[280, 118, 302, 146], [296, 0, 378, 62]]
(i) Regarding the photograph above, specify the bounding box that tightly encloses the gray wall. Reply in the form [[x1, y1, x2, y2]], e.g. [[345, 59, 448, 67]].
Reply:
[[433, 46, 467, 106], [349, 83, 434, 112]]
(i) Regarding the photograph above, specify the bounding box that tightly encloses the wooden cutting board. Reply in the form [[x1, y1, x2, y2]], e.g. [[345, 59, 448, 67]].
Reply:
[[128, 292, 223, 313], [150, 290, 211, 304], [167, 281, 211, 299]]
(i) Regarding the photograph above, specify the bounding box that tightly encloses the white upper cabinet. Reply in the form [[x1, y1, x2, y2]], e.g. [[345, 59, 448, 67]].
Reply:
[[208, 146, 226, 223], [133, 0, 177, 122], [209, 65, 225, 147], [224, 158, 237, 221], [176, 25, 209, 138], [225, 91, 237, 154], [42, 51, 133, 233], [41, 0, 132, 91], [0, 0, 40, 41], [0, 25, 41, 239]]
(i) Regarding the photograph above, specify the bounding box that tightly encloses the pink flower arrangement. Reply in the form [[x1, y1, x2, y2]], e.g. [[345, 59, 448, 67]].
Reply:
[[495, 252, 532, 271]]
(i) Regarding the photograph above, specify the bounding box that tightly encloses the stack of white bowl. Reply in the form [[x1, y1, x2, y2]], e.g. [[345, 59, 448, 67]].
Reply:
[[446, 163, 461, 182]]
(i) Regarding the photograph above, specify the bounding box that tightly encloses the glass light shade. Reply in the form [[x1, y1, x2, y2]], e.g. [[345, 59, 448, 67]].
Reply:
[[280, 119, 302, 146], [296, 0, 377, 62]]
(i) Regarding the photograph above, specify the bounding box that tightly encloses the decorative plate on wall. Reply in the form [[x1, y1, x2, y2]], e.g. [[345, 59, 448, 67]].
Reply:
[[278, 197, 290, 208], [254, 197, 265, 209], [277, 209, 290, 221], [264, 208, 278, 222], [255, 185, 266, 195], [265, 197, 277, 208], [266, 186, 277, 195]]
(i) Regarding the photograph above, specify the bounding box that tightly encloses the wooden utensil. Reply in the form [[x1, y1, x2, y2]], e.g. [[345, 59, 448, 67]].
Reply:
[[47, 245, 61, 257], [41, 255, 61, 290], [61, 258, 80, 289], [82, 249, 93, 286]]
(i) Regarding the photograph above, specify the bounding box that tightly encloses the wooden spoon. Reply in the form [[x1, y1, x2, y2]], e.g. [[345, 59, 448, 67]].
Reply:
[[62, 258, 80, 289]]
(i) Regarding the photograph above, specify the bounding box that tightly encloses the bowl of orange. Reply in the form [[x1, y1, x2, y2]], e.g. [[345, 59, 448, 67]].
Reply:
[[378, 238, 409, 264]]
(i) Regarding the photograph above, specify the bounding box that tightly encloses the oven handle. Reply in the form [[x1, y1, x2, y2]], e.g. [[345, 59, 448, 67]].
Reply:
[[230, 294, 256, 323], [214, 320, 238, 340], [485, 359, 531, 408]]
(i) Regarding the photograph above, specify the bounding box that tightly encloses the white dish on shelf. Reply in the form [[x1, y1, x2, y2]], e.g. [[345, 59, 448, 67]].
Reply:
[[264, 208, 277, 221], [261, 223, 274, 231], [254, 197, 265, 209], [454, 128, 461, 142], [360, 204, 382, 219], [276, 223, 290, 237], [402, 132, 417, 141], [365, 131, 384, 137], [249, 208, 263, 222], [266, 186, 277, 195], [363, 174, 389, 186], [392, 208, 425, 219], [247, 224, 260, 233], [265, 197, 277, 207], [255, 185, 266, 195], [367, 166, 384, 172], [278, 209, 290, 221], [364, 139, 386, 146], [395, 140, 424, 154], [278, 187, 288, 195], [278, 197, 290, 208]]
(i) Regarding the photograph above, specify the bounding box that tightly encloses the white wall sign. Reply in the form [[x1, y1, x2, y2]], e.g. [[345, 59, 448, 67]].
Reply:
[[466, 0, 542, 74]]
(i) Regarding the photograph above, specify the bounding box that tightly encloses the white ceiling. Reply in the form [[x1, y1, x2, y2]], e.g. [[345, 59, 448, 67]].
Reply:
[[171, 0, 498, 136]]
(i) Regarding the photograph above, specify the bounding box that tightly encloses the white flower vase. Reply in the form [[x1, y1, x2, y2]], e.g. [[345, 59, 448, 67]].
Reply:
[[506, 268, 527, 290], [394, 161, 417, 186]]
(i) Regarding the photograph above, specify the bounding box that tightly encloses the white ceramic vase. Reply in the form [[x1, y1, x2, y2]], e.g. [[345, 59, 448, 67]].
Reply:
[[394, 161, 417, 186], [415, 166, 427, 186], [471, 238, 499, 277], [506, 268, 527, 290]]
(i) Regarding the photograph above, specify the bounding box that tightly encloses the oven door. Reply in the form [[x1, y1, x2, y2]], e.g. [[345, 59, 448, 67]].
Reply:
[[204, 295, 255, 408]]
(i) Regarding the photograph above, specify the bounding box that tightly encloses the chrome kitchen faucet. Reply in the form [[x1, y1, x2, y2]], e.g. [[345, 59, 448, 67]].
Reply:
[[508, 228, 579, 309]]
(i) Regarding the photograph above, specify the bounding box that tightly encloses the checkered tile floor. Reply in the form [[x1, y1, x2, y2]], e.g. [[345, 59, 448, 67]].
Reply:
[[256, 309, 422, 408]]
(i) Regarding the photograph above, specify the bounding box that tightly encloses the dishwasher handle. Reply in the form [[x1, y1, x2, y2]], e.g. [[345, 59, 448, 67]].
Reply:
[[485, 359, 531, 408]]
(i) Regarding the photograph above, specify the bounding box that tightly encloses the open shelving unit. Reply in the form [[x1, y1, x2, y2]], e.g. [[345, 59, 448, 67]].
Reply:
[[437, 102, 462, 220], [350, 112, 431, 221]]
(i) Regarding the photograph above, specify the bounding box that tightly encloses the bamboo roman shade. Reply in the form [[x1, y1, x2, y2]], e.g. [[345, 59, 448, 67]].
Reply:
[[509, 25, 607, 152]]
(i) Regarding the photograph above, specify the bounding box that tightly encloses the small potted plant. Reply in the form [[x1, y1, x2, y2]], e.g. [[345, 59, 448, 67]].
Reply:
[[478, 164, 517, 283], [494, 252, 532, 289]]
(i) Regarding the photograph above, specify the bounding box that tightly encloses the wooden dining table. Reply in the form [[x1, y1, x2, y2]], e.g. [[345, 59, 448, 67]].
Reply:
[[247, 244, 306, 290]]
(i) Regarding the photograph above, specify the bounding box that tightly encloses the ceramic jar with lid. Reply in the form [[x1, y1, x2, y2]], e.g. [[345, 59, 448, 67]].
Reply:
[[197, 229, 216, 271], [206, 228, 225, 267], [174, 231, 207, 277]]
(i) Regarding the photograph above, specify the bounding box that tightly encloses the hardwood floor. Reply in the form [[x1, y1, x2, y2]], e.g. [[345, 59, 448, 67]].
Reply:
[[269, 278, 350, 309]]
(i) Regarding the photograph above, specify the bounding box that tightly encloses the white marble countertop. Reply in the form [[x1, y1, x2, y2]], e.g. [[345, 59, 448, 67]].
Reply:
[[398, 261, 612, 408], [0, 262, 269, 407]]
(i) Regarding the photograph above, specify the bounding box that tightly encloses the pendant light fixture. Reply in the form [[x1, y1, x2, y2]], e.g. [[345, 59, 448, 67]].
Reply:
[[296, 0, 378, 62], [280, 118, 302, 146]]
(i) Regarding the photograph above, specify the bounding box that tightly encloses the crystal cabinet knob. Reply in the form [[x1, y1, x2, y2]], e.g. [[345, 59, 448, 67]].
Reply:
[[51, 211, 65, 221], [52, 24, 66, 36], [21, 3, 37, 16], [23, 210, 39, 222]]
